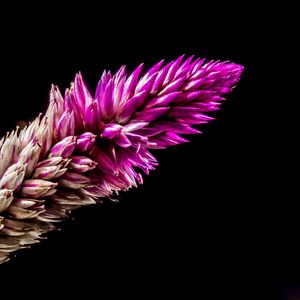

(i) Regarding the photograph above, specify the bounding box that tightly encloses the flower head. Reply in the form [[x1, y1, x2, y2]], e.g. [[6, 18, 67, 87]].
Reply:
[[0, 55, 243, 263]]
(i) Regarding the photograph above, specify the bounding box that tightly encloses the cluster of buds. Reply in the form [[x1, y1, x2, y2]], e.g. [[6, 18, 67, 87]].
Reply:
[[0, 55, 243, 263]]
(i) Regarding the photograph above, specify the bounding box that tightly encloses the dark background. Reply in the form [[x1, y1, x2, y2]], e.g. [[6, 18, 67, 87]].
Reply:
[[0, 4, 295, 300]]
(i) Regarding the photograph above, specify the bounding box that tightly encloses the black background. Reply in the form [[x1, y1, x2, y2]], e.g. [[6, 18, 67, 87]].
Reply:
[[0, 3, 295, 300]]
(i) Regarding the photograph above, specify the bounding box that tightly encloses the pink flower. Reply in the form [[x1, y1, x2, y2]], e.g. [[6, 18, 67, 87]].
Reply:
[[0, 55, 243, 263]]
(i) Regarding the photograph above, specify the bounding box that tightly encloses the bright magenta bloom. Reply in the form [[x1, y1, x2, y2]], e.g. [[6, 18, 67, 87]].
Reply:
[[0, 55, 243, 263]]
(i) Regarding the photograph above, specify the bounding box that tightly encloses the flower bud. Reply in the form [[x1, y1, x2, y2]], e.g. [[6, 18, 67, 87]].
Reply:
[[0, 189, 14, 212], [32, 165, 67, 180], [19, 140, 41, 176], [49, 136, 76, 158], [20, 180, 58, 198], [69, 156, 97, 173], [59, 171, 90, 189], [36, 157, 67, 168], [75, 132, 96, 152]]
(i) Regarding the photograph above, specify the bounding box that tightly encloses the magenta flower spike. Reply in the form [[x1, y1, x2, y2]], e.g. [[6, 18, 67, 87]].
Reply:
[[0, 55, 243, 263]]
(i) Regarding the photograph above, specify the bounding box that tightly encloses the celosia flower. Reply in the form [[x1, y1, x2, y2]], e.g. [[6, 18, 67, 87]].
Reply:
[[0, 55, 243, 263]]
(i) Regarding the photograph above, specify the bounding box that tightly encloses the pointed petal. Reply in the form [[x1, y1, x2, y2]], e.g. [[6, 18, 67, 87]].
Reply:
[[100, 79, 114, 120], [84, 101, 99, 133], [123, 122, 148, 132], [74, 73, 92, 112], [131, 107, 169, 123], [144, 92, 181, 109], [163, 54, 185, 86], [122, 63, 143, 101], [114, 133, 132, 148], [101, 124, 123, 139], [117, 91, 147, 123]]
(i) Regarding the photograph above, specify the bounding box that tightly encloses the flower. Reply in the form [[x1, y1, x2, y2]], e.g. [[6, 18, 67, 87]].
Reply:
[[0, 55, 243, 263]]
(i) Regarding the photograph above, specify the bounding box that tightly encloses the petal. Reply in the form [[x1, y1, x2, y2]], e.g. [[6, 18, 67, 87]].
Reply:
[[100, 79, 114, 120], [151, 121, 201, 135], [142, 59, 164, 79], [131, 107, 169, 123], [123, 122, 148, 133], [74, 73, 93, 112], [144, 91, 182, 109], [101, 124, 122, 140], [158, 76, 186, 96], [90, 146, 117, 175], [122, 63, 143, 101], [76, 132, 96, 152], [175, 113, 215, 125], [150, 60, 174, 95], [163, 54, 185, 87], [174, 55, 194, 79], [172, 91, 203, 105], [84, 101, 99, 133], [135, 72, 158, 95], [114, 133, 132, 148], [57, 110, 75, 140], [117, 91, 147, 123]]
